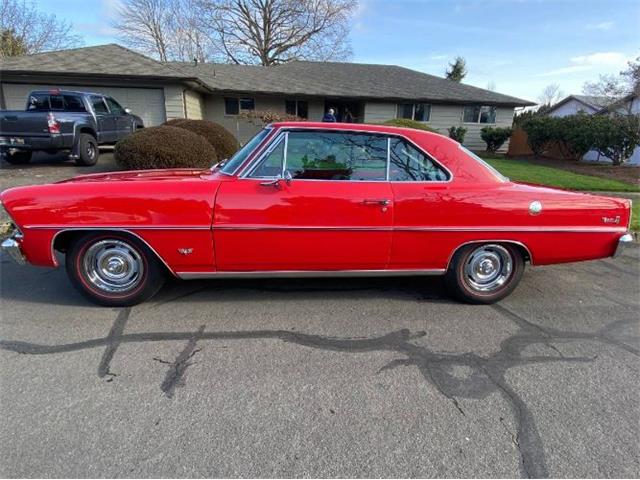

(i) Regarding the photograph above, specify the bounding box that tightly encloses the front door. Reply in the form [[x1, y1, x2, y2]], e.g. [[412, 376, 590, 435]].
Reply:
[[214, 130, 393, 271]]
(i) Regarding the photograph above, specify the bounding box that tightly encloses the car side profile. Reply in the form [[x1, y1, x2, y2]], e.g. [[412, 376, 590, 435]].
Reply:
[[0, 122, 633, 306]]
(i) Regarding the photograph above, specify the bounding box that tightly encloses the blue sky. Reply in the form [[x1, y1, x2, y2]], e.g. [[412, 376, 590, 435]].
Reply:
[[34, 0, 639, 102]]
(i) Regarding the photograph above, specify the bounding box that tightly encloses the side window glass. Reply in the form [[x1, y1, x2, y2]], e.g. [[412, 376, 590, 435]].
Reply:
[[91, 96, 109, 114], [105, 97, 125, 114], [285, 131, 387, 181], [389, 138, 448, 182], [27, 94, 49, 111], [248, 136, 285, 178], [63, 95, 86, 112], [49, 95, 65, 110]]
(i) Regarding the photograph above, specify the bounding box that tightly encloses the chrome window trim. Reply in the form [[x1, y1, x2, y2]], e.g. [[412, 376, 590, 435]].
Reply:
[[243, 131, 288, 179], [220, 126, 274, 176], [237, 125, 452, 183]]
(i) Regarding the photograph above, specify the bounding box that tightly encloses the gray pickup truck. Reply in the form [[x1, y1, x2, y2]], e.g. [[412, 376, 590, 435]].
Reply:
[[0, 90, 144, 166]]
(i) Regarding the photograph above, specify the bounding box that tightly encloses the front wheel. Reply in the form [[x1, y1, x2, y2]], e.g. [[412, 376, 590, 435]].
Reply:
[[66, 233, 166, 306], [445, 243, 524, 304]]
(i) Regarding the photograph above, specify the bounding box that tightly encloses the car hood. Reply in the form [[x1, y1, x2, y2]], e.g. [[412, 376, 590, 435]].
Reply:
[[56, 168, 210, 184]]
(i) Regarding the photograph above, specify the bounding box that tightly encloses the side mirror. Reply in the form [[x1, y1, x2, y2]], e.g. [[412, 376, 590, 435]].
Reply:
[[124, 107, 132, 114]]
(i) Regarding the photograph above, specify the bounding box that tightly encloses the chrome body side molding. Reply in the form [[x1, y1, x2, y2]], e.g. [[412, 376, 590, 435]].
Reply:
[[176, 269, 446, 280]]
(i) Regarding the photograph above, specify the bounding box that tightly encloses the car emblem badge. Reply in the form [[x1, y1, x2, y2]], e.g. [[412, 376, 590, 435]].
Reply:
[[601, 216, 620, 224], [177, 248, 193, 255], [529, 201, 543, 215]]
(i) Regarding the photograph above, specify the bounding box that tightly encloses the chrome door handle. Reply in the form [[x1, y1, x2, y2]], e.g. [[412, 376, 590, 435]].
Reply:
[[363, 199, 390, 206]]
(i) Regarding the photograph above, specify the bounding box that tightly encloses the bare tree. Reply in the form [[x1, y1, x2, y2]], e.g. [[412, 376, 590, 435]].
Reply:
[[582, 57, 640, 110], [0, 0, 81, 57], [197, 0, 358, 66], [113, 0, 212, 62], [537, 83, 564, 106], [486, 80, 496, 91]]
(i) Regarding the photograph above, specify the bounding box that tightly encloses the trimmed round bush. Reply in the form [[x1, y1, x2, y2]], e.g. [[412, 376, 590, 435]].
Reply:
[[382, 118, 438, 132], [163, 118, 188, 126], [167, 119, 239, 161], [114, 126, 217, 170]]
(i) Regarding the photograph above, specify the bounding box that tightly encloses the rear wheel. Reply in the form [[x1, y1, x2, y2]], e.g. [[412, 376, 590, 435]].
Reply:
[[4, 150, 32, 164], [445, 243, 524, 304], [65, 233, 165, 306], [74, 133, 99, 166]]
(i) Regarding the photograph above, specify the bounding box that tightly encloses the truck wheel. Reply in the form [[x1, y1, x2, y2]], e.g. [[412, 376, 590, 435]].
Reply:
[[4, 151, 32, 165], [75, 133, 99, 166], [445, 243, 524, 304], [66, 232, 166, 307]]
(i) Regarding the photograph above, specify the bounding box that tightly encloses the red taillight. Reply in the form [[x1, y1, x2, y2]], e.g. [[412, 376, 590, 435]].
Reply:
[[47, 112, 60, 134]]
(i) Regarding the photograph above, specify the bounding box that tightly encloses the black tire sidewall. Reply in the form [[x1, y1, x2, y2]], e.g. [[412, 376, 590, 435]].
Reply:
[[65, 232, 165, 306], [445, 243, 524, 304], [76, 133, 99, 166]]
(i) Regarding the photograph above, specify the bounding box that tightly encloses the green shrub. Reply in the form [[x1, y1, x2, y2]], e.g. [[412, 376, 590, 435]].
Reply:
[[163, 118, 187, 126], [480, 126, 513, 153], [114, 126, 216, 170], [448, 125, 467, 143], [165, 119, 239, 162], [556, 113, 595, 159], [382, 118, 437, 132], [591, 114, 640, 165], [520, 116, 558, 155]]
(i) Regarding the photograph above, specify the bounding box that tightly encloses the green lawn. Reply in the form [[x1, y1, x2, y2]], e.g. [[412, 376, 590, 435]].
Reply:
[[632, 203, 639, 232], [483, 157, 640, 193]]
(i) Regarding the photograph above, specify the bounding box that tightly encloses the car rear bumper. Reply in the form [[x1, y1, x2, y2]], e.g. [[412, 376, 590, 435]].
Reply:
[[0, 134, 66, 151], [613, 233, 634, 258]]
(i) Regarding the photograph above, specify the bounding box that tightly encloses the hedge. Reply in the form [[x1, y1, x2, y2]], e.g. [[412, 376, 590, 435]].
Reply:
[[382, 118, 438, 132], [114, 126, 216, 170], [166, 119, 239, 162]]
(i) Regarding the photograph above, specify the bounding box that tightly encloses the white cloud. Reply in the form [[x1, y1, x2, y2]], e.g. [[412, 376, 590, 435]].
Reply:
[[541, 52, 630, 76], [587, 21, 614, 31]]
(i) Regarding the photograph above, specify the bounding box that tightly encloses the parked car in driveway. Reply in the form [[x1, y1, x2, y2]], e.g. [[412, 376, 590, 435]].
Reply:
[[0, 122, 634, 306], [0, 89, 144, 166]]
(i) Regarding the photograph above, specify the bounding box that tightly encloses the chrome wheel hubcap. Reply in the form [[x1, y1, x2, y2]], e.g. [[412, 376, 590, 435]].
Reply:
[[464, 244, 513, 292], [83, 240, 143, 293]]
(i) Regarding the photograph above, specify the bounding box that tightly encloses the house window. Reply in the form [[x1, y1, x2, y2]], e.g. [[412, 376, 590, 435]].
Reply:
[[463, 105, 496, 124], [397, 103, 431, 122], [285, 100, 308, 119], [224, 97, 255, 115]]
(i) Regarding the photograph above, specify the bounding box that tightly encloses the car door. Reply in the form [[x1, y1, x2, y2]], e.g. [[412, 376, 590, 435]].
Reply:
[[387, 137, 453, 270], [89, 95, 116, 143], [104, 96, 132, 140], [213, 129, 393, 271]]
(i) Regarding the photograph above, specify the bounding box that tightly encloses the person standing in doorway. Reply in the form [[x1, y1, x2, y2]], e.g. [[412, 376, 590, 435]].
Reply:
[[343, 108, 354, 123], [322, 108, 337, 122]]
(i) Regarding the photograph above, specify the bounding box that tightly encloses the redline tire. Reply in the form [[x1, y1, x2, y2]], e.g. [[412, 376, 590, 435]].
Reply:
[[65, 232, 165, 306], [445, 243, 524, 304]]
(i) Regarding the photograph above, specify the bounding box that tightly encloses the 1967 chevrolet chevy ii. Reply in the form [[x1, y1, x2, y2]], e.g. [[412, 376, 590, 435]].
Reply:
[[0, 122, 633, 306]]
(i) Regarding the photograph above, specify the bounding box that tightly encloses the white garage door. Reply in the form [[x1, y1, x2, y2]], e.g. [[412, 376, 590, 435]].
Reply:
[[2, 83, 166, 127]]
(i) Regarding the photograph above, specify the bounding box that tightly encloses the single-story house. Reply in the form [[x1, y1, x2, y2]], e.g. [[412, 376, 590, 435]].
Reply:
[[546, 94, 609, 117], [0, 43, 534, 149], [548, 93, 639, 165]]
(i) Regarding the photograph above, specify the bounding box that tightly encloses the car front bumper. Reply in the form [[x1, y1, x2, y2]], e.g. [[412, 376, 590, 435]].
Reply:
[[613, 233, 634, 258], [1, 231, 26, 265]]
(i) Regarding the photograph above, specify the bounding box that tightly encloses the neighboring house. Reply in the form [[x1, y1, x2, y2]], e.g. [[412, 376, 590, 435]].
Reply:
[[546, 94, 610, 117], [548, 93, 639, 165], [0, 44, 534, 150]]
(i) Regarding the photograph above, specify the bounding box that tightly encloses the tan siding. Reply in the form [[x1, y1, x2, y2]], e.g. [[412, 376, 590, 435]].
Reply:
[[184, 90, 204, 119], [164, 85, 186, 120], [363, 102, 396, 123], [363, 101, 515, 152], [203, 94, 325, 143]]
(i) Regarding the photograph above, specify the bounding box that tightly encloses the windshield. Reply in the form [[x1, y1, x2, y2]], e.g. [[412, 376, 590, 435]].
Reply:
[[458, 145, 509, 182], [218, 127, 272, 175]]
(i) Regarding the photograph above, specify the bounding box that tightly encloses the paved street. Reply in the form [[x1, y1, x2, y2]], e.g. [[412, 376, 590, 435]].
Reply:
[[1, 243, 638, 478]]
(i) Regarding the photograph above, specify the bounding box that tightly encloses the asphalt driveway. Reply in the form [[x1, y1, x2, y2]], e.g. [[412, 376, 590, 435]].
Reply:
[[0, 243, 638, 478]]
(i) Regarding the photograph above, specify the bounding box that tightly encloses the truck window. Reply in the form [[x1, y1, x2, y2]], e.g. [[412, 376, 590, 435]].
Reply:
[[90, 96, 109, 114], [49, 95, 65, 110], [26, 93, 49, 111], [63, 95, 86, 112], [105, 97, 125, 114]]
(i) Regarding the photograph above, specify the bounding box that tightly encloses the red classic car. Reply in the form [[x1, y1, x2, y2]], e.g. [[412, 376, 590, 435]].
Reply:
[[0, 122, 633, 306]]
